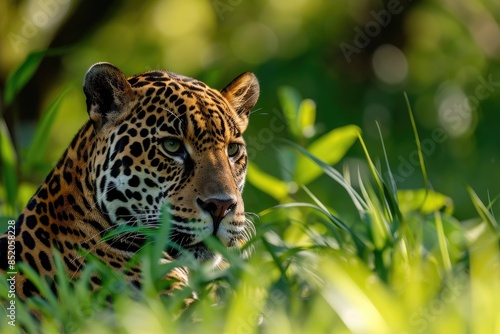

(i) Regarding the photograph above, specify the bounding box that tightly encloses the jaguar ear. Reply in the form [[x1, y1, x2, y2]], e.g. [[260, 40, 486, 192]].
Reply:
[[83, 62, 133, 130], [221, 72, 259, 132]]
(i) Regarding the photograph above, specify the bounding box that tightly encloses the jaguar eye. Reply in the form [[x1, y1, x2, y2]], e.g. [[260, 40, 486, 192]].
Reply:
[[227, 143, 241, 158], [162, 138, 183, 155]]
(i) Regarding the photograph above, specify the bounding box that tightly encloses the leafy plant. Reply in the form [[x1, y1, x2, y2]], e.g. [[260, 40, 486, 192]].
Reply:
[[247, 86, 359, 202], [0, 51, 66, 225]]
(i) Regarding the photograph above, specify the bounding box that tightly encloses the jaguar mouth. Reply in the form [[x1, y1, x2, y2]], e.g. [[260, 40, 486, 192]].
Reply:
[[164, 239, 216, 261], [181, 242, 220, 263], [164, 219, 254, 262]]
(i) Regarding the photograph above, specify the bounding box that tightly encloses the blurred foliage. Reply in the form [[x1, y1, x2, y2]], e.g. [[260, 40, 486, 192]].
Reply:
[[1, 1, 500, 332], [247, 87, 359, 201], [0, 53, 65, 219]]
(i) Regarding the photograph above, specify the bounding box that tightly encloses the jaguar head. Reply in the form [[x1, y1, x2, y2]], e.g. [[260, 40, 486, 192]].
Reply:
[[83, 62, 259, 263]]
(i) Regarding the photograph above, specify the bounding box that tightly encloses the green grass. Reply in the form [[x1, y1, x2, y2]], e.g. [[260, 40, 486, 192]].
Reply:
[[2, 138, 497, 333], [1, 122, 497, 334], [1, 53, 499, 333]]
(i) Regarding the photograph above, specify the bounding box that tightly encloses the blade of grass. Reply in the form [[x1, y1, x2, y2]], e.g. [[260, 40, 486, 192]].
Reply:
[[102, 224, 158, 241], [356, 134, 384, 197], [261, 236, 289, 278], [0, 117, 18, 215], [53, 250, 70, 302], [261, 202, 350, 235], [357, 134, 395, 223], [261, 202, 368, 255], [4, 51, 46, 106], [4, 48, 70, 106], [357, 171, 392, 249], [318, 256, 392, 333], [153, 205, 173, 265], [404, 92, 429, 210], [434, 209, 452, 271], [17, 263, 60, 316], [376, 122, 397, 197], [24, 89, 69, 172], [373, 97, 428, 275], [466, 185, 500, 236], [376, 122, 404, 225], [486, 190, 499, 216], [301, 185, 343, 241], [279, 138, 367, 213], [14, 300, 39, 333]]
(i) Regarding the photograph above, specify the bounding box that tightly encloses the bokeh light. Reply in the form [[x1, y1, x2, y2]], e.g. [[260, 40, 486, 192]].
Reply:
[[372, 44, 408, 85], [436, 84, 474, 138]]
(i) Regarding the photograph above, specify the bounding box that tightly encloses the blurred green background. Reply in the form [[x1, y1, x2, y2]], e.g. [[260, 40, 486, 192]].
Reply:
[[1, 0, 500, 220]]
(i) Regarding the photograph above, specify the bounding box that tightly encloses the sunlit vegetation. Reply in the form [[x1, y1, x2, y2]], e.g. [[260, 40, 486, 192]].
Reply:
[[2, 1, 500, 333]]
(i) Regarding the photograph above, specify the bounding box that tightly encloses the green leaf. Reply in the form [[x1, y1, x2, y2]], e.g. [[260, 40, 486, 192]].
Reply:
[[4, 48, 69, 107], [398, 189, 453, 215], [24, 90, 68, 172], [247, 161, 289, 201], [466, 185, 500, 235], [4, 50, 46, 106], [297, 99, 316, 138], [0, 117, 18, 215], [295, 125, 360, 185], [277, 86, 302, 138]]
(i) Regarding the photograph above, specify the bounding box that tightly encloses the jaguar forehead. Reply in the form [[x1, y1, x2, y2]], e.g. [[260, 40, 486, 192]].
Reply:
[[135, 86, 239, 146]]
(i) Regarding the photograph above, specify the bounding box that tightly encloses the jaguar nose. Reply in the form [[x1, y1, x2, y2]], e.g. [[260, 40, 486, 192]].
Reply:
[[197, 197, 237, 233]]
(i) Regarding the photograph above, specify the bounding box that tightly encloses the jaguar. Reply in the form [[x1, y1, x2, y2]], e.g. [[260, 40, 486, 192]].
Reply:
[[0, 62, 259, 300]]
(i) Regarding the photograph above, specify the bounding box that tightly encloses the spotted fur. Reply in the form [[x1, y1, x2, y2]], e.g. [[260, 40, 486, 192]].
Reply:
[[0, 62, 259, 299]]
